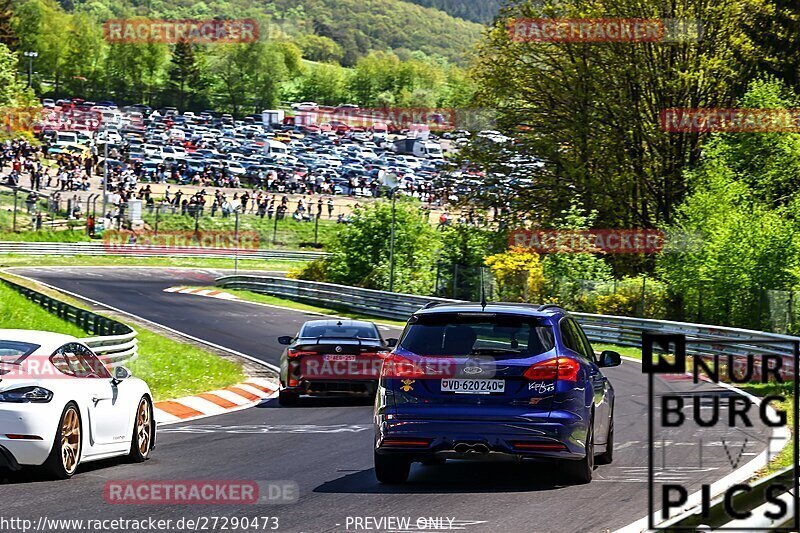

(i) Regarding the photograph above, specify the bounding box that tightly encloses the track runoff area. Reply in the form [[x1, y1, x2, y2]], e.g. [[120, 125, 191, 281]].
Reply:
[[0, 267, 794, 533]]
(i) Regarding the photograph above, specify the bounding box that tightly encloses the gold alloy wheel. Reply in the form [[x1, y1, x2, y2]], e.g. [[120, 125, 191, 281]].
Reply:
[[61, 407, 81, 474], [136, 399, 152, 455]]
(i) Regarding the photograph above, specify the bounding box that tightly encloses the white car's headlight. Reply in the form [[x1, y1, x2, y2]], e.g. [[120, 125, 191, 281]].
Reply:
[[0, 386, 54, 403]]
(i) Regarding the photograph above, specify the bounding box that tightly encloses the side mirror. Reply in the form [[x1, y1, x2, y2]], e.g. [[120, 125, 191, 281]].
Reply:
[[278, 336, 294, 345], [599, 350, 622, 368], [113, 366, 131, 383], [386, 338, 398, 348]]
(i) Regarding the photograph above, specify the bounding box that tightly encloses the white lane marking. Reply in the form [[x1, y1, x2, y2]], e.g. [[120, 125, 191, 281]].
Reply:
[[163, 286, 185, 293], [154, 409, 181, 424], [163, 286, 241, 300], [209, 389, 253, 405], [235, 383, 273, 397], [177, 396, 229, 416]]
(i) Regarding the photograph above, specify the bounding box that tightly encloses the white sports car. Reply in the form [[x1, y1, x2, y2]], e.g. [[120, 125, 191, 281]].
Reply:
[[0, 329, 155, 478]]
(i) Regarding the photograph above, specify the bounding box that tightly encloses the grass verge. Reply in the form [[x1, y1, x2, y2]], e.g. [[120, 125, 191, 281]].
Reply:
[[142, 212, 343, 249], [0, 275, 245, 401], [593, 342, 641, 359]]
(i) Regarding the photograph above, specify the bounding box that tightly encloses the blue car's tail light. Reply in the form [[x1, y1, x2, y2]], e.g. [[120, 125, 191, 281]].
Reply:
[[381, 437, 432, 448], [510, 441, 567, 451], [523, 357, 580, 382], [380, 355, 427, 379]]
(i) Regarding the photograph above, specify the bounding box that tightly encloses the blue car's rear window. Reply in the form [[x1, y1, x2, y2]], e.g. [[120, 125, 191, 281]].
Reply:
[[399, 314, 554, 357]]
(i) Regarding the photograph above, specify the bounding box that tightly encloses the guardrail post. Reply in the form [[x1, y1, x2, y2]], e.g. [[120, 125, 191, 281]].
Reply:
[[640, 275, 647, 317], [12, 187, 18, 232], [756, 287, 764, 330]]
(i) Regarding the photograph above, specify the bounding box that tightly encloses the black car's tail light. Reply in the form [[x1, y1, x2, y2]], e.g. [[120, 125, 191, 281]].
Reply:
[[287, 349, 317, 359], [361, 350, 390, 358]]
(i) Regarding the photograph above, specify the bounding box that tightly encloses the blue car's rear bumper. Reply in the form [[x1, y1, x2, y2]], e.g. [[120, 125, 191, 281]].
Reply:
[[375, 410, 588, 460]]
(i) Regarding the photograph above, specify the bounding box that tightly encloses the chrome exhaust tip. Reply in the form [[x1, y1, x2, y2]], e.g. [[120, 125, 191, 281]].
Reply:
[[453, 443, 490, 454]]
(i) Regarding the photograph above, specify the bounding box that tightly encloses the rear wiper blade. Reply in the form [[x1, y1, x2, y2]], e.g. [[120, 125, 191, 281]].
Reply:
[[471, 348, 523, 355]]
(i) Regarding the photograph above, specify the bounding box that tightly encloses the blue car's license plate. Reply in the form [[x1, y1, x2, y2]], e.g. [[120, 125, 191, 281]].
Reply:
[[440, 379, 505, 394]]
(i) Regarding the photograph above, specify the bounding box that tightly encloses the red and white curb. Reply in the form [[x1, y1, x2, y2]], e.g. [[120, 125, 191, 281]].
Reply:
[[164, 286, 238, 300], [154, 378, 278, 425]]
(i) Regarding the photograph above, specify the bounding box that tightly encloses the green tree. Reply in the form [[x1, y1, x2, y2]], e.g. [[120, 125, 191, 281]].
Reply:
[[298, 34, 343, 63], [743, 0, 800, 91], [14, 0, 70, 93], [210, 41, 292, 115], [437, 224, 504, 299], [0, 43, 32, 106], [0, 0, 17, 51], [104, 40, 169, 104], [167, 39, 203, 111], [62, 12, 106, 98], [658, 79, 800, 328], [295, 62, 347, 105], [318, 199, 439, 294], [472, 0, 769, 230]]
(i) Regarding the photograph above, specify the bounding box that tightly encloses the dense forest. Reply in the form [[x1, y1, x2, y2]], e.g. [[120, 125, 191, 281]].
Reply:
[[403, 0, 504, 23], [2, 0, 480, 112], [61, 0, 483, 66]]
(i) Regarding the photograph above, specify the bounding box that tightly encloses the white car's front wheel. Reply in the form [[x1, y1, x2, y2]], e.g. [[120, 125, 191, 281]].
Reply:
[[128, 397, 153, 463], [43, 403, 81, 479]]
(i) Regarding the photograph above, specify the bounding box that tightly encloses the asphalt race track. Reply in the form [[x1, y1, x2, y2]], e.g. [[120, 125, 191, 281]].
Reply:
[[0, 267, 777, 533]]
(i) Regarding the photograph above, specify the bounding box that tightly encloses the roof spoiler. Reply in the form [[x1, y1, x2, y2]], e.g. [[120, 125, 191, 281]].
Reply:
[[537, 303, 565, 312]]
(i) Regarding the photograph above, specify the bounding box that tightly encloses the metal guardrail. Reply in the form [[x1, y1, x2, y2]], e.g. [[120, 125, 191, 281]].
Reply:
[[0, 241, 328, 261], [1, 278, 138, 366], [217, 275, 799, 530], [574, 312, 798, 377], [215, 275, 799, 374], [216, 275, 462, 321]]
